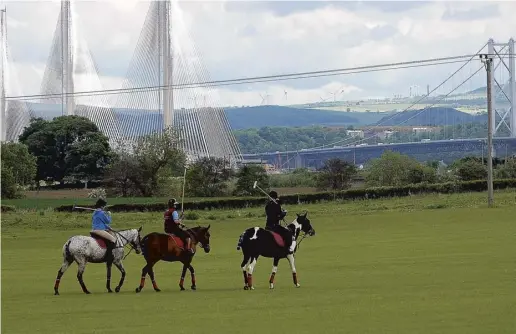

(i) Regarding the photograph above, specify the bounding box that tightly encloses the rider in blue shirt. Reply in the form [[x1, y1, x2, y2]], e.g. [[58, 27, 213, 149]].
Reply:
[[90, 198, 116, 261]]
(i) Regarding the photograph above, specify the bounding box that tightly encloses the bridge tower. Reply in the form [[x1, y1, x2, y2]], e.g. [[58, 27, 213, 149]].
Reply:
[[487, 38, 516, 138]]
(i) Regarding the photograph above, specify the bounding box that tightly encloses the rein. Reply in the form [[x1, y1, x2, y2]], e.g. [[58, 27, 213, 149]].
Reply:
[[106, 228, 140, 260]]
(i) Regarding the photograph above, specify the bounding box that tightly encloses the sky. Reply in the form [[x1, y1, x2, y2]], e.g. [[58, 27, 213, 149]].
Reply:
[[2, 0, 516, 108]]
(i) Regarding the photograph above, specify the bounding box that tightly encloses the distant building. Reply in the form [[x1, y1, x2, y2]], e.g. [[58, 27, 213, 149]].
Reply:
[[412, 127, 432, 134], [378, 130, 396, 140], [346, 130, 365, 138]]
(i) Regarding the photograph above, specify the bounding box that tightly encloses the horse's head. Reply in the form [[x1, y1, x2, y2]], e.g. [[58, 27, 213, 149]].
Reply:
[[296, 211, 315, 237], [130, 226, 143, 254], [191, 225, 211, 253]]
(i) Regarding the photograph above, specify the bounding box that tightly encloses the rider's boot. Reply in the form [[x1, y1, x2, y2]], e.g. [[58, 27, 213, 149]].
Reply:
[[105, 240, 115, 262], [186, 238, 194, 254]]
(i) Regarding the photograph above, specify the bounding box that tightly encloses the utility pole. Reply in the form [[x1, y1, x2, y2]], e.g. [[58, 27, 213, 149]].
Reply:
[[480, 53, 494, 207]]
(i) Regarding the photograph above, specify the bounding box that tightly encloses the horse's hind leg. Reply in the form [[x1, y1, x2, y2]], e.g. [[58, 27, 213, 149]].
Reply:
[[246, 256, 259, 290], [54, 258, 73, 295], [106, 262, 113, 293], [269, 257, 280, 289], [113, 261, 126, 293], [76, 261, 91, 294], [241, 253, 251, 290]]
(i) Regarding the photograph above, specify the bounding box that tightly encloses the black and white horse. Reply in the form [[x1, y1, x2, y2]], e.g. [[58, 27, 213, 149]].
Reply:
[[236, 212, 315, 290], [53, 227, 143, 295]]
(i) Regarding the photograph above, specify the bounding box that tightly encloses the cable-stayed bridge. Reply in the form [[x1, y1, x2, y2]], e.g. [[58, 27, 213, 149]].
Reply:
[[0, 1, 515, 167], [1, 0, 242, 164]]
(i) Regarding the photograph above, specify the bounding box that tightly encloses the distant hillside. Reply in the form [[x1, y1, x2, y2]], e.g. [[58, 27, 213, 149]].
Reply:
[[224, 105, 370, 129], [375, 107, 487, 126], [25, 103, 381, 130]]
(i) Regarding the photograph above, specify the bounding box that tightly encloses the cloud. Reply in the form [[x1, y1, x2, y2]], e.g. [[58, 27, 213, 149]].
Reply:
[[3, 0, 516, 109]]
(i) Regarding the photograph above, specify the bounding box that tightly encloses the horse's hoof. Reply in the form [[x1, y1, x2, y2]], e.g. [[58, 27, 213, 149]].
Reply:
[[84, 291, 91, 294], [54, 291, 59, 296], [269, 283, 274, 289], [180, 286, 185, 291], [154, 288, 161, 292], [135, 287, 141, 293], [250, 286, 255, 290], [191, 286, 196, 291], [107, 289, 113, 293], [244, 286, 249, 290], [295, 283, 301, 288], [115, 287, 121, 293]]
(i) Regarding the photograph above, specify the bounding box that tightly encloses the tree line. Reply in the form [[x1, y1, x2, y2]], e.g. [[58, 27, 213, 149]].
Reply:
[[2, 116, 515, 199], [233, 123, 504, 154]]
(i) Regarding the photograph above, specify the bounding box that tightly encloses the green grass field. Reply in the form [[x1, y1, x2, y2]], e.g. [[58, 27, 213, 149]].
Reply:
[[2, 191, 516, 333]]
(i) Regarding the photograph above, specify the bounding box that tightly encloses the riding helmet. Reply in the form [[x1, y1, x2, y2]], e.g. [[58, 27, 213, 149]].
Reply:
[[269, 190, 278, 199], [95, 198, 107, 208], [168, 198, 179, 208]]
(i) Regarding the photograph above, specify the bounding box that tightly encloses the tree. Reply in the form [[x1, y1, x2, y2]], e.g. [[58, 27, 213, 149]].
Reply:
[[186, 157, 232, 197], [1, 142, 37, 187], [451, 157, 487, 181], [1, 161, 18, 199], [316, 158, 357, 191], [366, 151, 437, 187], [105, 128, 186, 197], [19, 116, 111, 183], [495, 157, 516, 179], [234, 164, 270, 196]]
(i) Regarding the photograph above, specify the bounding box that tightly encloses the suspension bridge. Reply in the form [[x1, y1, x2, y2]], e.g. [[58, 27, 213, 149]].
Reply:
[[0, 0, 515, 167]]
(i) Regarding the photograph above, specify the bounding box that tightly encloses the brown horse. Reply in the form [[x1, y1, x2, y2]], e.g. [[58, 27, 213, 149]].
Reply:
[[135, 225, 211, 293]]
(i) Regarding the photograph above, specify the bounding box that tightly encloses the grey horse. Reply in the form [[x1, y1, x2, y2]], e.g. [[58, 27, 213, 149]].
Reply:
[[53, 227, 143, 295]]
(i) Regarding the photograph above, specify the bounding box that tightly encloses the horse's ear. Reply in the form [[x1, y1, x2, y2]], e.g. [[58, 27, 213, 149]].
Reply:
[[296, 213, 300, 217], [303, 211, 308, 217], [207, 224, 211, 230], [138, 226, 142, 232]]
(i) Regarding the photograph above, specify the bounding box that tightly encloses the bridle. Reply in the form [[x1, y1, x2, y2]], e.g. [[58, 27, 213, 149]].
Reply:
[[109, 228, 142, 260]]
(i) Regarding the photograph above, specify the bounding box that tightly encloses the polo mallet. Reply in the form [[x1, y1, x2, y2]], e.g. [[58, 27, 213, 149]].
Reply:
[[253, 181, 277, 204], [72, 204, 96, 211], [181, 168, 187, 215]]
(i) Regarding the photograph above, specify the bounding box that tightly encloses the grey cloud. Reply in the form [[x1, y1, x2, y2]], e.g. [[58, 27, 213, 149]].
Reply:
[[369, 25, 397, 41], [442, 4, 500, 21], [224, 1, 431, 16], [238, 24, 258, 38]]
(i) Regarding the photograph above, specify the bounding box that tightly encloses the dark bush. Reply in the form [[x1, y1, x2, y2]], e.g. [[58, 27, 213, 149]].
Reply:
[[53, 179, 516, 213]]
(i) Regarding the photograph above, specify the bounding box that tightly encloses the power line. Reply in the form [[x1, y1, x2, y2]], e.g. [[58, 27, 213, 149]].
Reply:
[[5, 53, 494, 102], [305, 43, 489, 150]]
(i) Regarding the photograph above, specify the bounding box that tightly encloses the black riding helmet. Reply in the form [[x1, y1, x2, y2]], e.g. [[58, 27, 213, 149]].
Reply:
[[168, 198, 179, 208], [269, 191, 278, 199], [95, 198, 107, 208]]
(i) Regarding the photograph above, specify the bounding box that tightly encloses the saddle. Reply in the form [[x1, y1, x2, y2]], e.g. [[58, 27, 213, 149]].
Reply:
[[166, 233, 185, 249], [268, 231, 286, 248], [90, 233, 108, 249]]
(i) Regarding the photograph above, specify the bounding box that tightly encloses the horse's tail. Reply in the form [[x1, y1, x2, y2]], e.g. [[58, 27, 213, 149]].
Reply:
[[64, 240, 73, 262], [236, 230, 247, 251]]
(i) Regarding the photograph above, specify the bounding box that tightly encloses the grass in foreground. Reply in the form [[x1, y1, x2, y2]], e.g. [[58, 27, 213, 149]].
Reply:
[[2, 191, 516, 333]]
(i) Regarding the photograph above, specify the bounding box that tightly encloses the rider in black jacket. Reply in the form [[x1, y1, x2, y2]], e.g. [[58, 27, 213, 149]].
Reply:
[[265, 191, 296, 254]]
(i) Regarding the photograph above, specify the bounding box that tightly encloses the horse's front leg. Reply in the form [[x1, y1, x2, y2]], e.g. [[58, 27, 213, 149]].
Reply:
[[147, 263, 161, 292], [286, 254, 300, 288], [269, 257, 280, 289], [113, 261, 126, 293], [106, 262, 113, 293], [188, 264, 196, 290], [179, 264, 188, 291]]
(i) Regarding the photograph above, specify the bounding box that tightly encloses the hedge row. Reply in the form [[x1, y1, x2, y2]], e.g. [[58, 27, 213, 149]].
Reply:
[[54, 178, 516, 213], [1, 205, 16, 213]]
